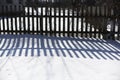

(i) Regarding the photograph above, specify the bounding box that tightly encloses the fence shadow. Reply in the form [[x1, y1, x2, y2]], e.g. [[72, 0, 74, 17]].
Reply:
[[0, 34, 120, 60]]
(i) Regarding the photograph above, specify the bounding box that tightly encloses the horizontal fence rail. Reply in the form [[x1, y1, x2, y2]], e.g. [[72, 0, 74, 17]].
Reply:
[[0, 4, 120, 40]]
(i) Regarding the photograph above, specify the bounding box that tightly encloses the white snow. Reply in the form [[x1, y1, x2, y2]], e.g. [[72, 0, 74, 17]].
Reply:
[[0, 34, 120, 80]]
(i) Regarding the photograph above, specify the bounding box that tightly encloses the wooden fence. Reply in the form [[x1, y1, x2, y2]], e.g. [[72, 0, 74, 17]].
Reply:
[[0, 4, 120, 40]]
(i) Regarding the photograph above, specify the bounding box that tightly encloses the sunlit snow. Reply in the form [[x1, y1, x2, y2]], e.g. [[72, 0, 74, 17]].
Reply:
[[0, 34, 120, 80]]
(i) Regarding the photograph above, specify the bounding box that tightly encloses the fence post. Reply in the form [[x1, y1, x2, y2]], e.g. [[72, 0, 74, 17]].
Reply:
[[63, 7, 66, 36], [5, 6, 9, 34], [49, 7, 52, 35], [45, 6, 48, 35], [118, 17, 120, 40], [72, 6, 75, 37], [111, 17, 116, 40], [67, 7, 70, 37], [97, 6, 101, 38], [0, 2, 119, 40], [0, 12, 1, 34], [2, 5, 5, 34], [58, 7, 61, 36], [93, 6, 97, 38], [81, 5, 84, 37], [89, 6, 93, 38], [31, 6, 35, 34], [9, 5, 13, 34], [54, 6, 57, 36], [14, 5, 17, 34], [40, 7, 43, 35]]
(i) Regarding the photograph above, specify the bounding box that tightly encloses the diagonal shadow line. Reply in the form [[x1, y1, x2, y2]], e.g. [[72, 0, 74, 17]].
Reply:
[[86, 40, 118, 60], [19, 35, 26, 56], [7, 36, 19, 57], [76, 39, 100, 59], [102, 42, 120, 52], [51, 37, 60, 57], [2, 48, 120, 53], [4, 48, 119, 60], [75, 40, 87, 58], [46, 37, 54, 57], [62, 39, 75, 58], [69, 37, 120, 60], [109, 52, 120, 60], [96, 42, 110, 51], [24, 36, 30, 56], [0, 47, 119, 60], [103, 41, 120, 52], [80, 41, 94, 58], [65, 39, 80, 58], [103, 43, 118, 52], [85, 51, 95, 59], [107, 40, 120, 52], [97, 52, 108, 60], [85, 41, 115, 60], [32, 36, 41, 57], [51, 36, 98, 58], [60, 39, 74, 58], [59, 37, 120, 60], [47, 38, 60, 57], [0, 36, 12, 57], [55, 38, 66, 57], [36, 36, 40, 56], [0, 35, 120, 61], [26, 35, 32, 57], [70, 40, 81, 58], [87, 41, 103, 50], [102, 52, 114, 60], [52, 37, 75, 58], [101, 51, 120, 60], [0, 37, 7, 49], [101, 40, 120, 57], [0, 37, 2, 43], [71, 38, 82, 49], [31, 37, 34, 56], [12, 35, 21, 56], [116, 40, 120, 47], [41, 36, 47, 56], [1, 35, 19, 57], [87, 41, 109, 60], [91, 43, 113, 60], [0, 37, 7, 57], [81, 41, 101, 59]]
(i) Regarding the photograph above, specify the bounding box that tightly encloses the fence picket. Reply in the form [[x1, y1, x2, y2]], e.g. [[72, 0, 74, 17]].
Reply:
[[81, 6, 84, 37], [76, 7, 79, 37], [63, 7, 65, 36], [5, 6, 10, 34], [0, 3, 119, 40], [58, 7, 61, 36], [45, 6, 48, 35]]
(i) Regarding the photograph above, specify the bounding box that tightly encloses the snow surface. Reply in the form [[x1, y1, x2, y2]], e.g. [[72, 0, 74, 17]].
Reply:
[[0, 34, 120, 80]]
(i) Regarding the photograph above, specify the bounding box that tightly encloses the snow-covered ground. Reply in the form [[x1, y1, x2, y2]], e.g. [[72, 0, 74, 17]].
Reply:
[[0, 6, 120, 80], [0, 34, 120, 80]]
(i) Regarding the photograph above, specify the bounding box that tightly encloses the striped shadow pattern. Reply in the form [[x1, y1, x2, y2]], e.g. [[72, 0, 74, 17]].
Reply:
[[0, 34, 120, 60]]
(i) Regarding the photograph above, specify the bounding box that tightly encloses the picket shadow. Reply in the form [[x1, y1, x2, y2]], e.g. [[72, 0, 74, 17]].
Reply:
[[0, 34, 120, 60]]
